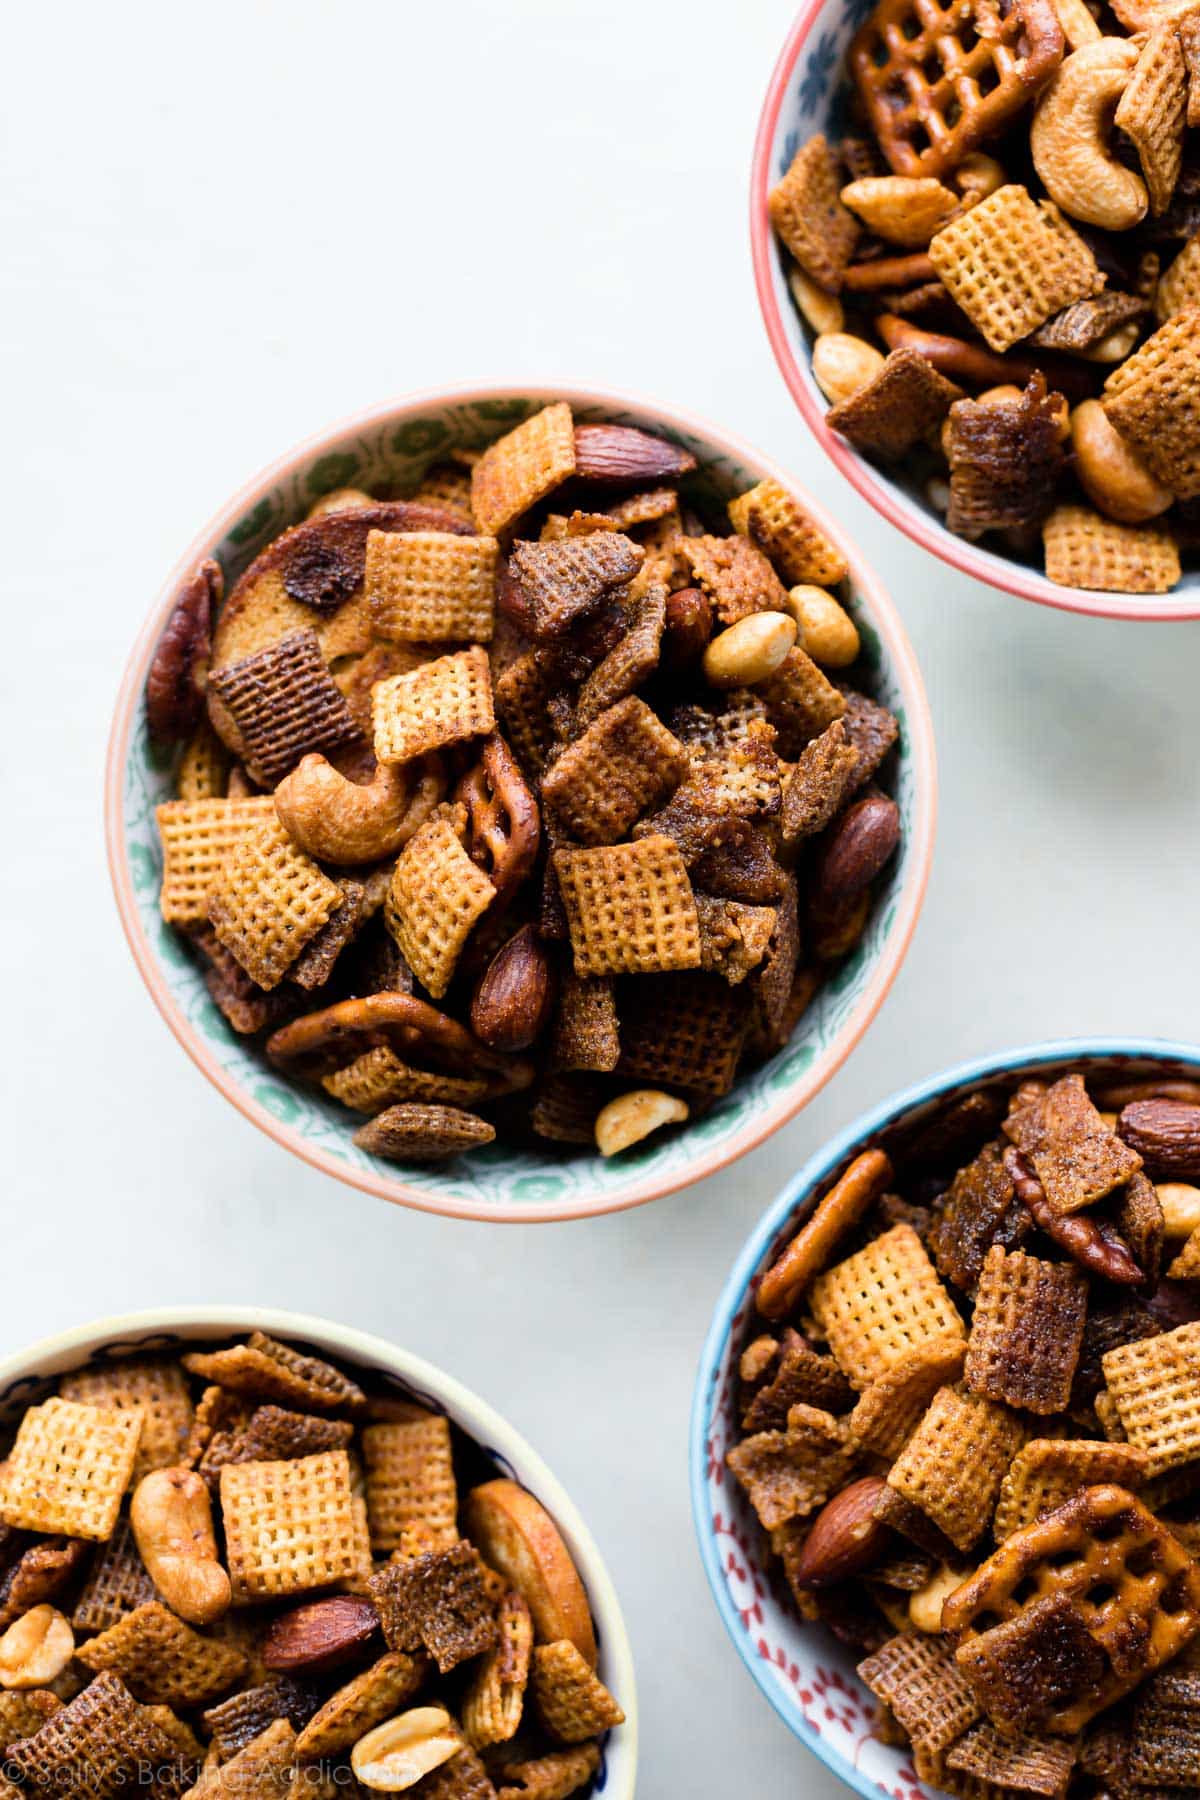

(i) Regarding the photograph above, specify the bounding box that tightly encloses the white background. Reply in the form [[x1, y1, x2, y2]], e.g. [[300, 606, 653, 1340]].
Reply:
[[4, 2, 1200, 1792]]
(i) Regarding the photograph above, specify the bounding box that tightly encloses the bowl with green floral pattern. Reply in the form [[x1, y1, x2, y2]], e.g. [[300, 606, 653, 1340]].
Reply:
[[105, 384, 935, 1223]]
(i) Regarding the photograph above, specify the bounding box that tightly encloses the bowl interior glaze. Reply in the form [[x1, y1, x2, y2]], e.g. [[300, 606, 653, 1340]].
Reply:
[[108, 385, 934, 1222], [0, 1306, 636, 1799], [691, 1039, 1200, 1800], [752, 5, 1200, 620]]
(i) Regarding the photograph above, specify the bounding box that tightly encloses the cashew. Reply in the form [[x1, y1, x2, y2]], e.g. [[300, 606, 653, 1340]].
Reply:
[[306, 487, 375, 519], [1158, 1183, 1200, 1239], [786, 587, 860, 668], [951, 153, 1007, 202], [840, 176, 959, 248], [1070, 399, 1174, 523], [351, 1708, 461, 1790], [275, 753, 443, 865], [909, 1565, 969, 1634], [0, 1606, 74, 1688], [812, 333, 885, 406], [702, 612, 796, 688], [1030, 41, 1147, 230], [595, 1090, 689, 1157], [788, 266, 844, 336], [131, 1467, 231, 1626]]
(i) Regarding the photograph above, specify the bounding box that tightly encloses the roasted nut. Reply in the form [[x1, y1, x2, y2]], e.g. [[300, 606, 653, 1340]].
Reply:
[[0, 1606, 74, 1689], [812, 333, 886, 405], [595, 1089, 689, 1157], [1070, 399, 1174, 523], [1005, 1146, 1144, 1284], [351, 1706, 462, 1791], [840, 176, 959, 247], [787, 586, 860, 667], [571, 424, 697, 484], [811, 792, 901, 911], [130, 1466, 231, 1625], [1080, 322, 1141, 363], [661, 587, 714, 667], [145, 557, 220, 744], [702, 611, 797, 688], [1119, 1101, 1200, 1180], [909, 1562, 969, 1632], [1158, 1184, 1200, 1239], [977, 383, 1026, 407], [275, 753, 444, 865], [262, 1596, 380, 1672], [952, 153, 1007, 201], [1030, 40, 1147, 230], [306, 488, 375, 519], [787, 1477, 891, 1588], [470, 925, 555, 1053], [789, 266, 844, 335]]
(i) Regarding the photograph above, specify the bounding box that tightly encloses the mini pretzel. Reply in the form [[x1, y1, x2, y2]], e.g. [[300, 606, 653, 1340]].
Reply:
[[757, 1150, 894, 1321], [454, 733, 540, 906], [266, 992, 534, 1094]]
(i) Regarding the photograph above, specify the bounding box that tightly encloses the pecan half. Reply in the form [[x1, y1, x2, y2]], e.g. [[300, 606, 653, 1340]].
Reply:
[[1004, 1146, 1143, 1284], [145, 558, 220, 743]]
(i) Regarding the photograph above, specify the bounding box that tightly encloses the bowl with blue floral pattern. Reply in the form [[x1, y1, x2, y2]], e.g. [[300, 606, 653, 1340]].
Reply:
[[106, 385, 935, 1222]]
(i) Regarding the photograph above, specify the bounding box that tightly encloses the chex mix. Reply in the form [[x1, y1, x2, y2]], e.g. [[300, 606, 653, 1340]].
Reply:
[[144, 401, 902, 1166], [0, 1330, 623, 1800], [727, 1069, 1200, 1798], [770, 0, 1200, 594]]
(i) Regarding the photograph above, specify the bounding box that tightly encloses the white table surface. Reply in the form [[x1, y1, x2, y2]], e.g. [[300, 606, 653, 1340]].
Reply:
[[5, 1, 1200, 1791]]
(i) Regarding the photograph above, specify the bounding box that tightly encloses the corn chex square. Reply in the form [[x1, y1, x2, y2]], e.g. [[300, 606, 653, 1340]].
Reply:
[[554, 835, 701, 977], [365, 528, 499, 643], [363, 1413, 458, 1552], [156, 796, 276, 926], [1043, 505, 1181, 595], [727, 479, 848, 587], [1102, 1319, 1200, 1476], [220, 1448, 361, 1602], [471, 403, 577, 537], [208, 818, 342, 990], [0, 1397, 143, 1540], [886, 1383, 1025, 1552], [808, 1222, 965, 1391], [61, 1360, 194, 1483], [928, 186, 1104, 352], [372, 645, 495, 764], [1103, 306, 1200, 499], [385, 807, 494, 997]]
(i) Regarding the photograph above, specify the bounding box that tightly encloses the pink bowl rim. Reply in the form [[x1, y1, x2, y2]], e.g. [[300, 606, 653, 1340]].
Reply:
[[751, 6, 1200, 624], [104, 380, 938, 1225]]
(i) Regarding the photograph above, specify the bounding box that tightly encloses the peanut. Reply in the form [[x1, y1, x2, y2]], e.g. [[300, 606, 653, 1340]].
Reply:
[[910, 1565, 968, 1634], [1158, 1183, 1200, 1240], [702, 611, 796, 688], [306, 487, 375, 519], [952, 153, 1007, 202], [131, 1466, 231, 1625], [840, 175, 959, 248], [351, 1707, 461, 1790], [1070, 400, 1173, 524], [811, 333, 885, 406], [788, 266, 844, 337], [787, 586, 860, 668], [595, 1090, 689, 1157], [0, 1606, 74, 1688], [1080, 322, 1141, 363]]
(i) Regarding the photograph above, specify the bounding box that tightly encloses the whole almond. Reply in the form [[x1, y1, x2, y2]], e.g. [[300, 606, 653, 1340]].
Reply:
[[572, 424, 697, 484], [661, 588, 713, 667], [470, 925, 555, 1053], [787, 1477, 891, 1589], [1118, 1100, 1200, 1180], [262, 1596, 380, 1672], [812, 792, 900, 911]]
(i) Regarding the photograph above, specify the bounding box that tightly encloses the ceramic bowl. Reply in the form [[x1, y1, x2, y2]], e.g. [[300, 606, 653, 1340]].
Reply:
[[106, 383, 935, 1223], [0, 1304, 636, 1799], [691, 1037, 1200, 1798], [752, 5, 1200, 622]]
